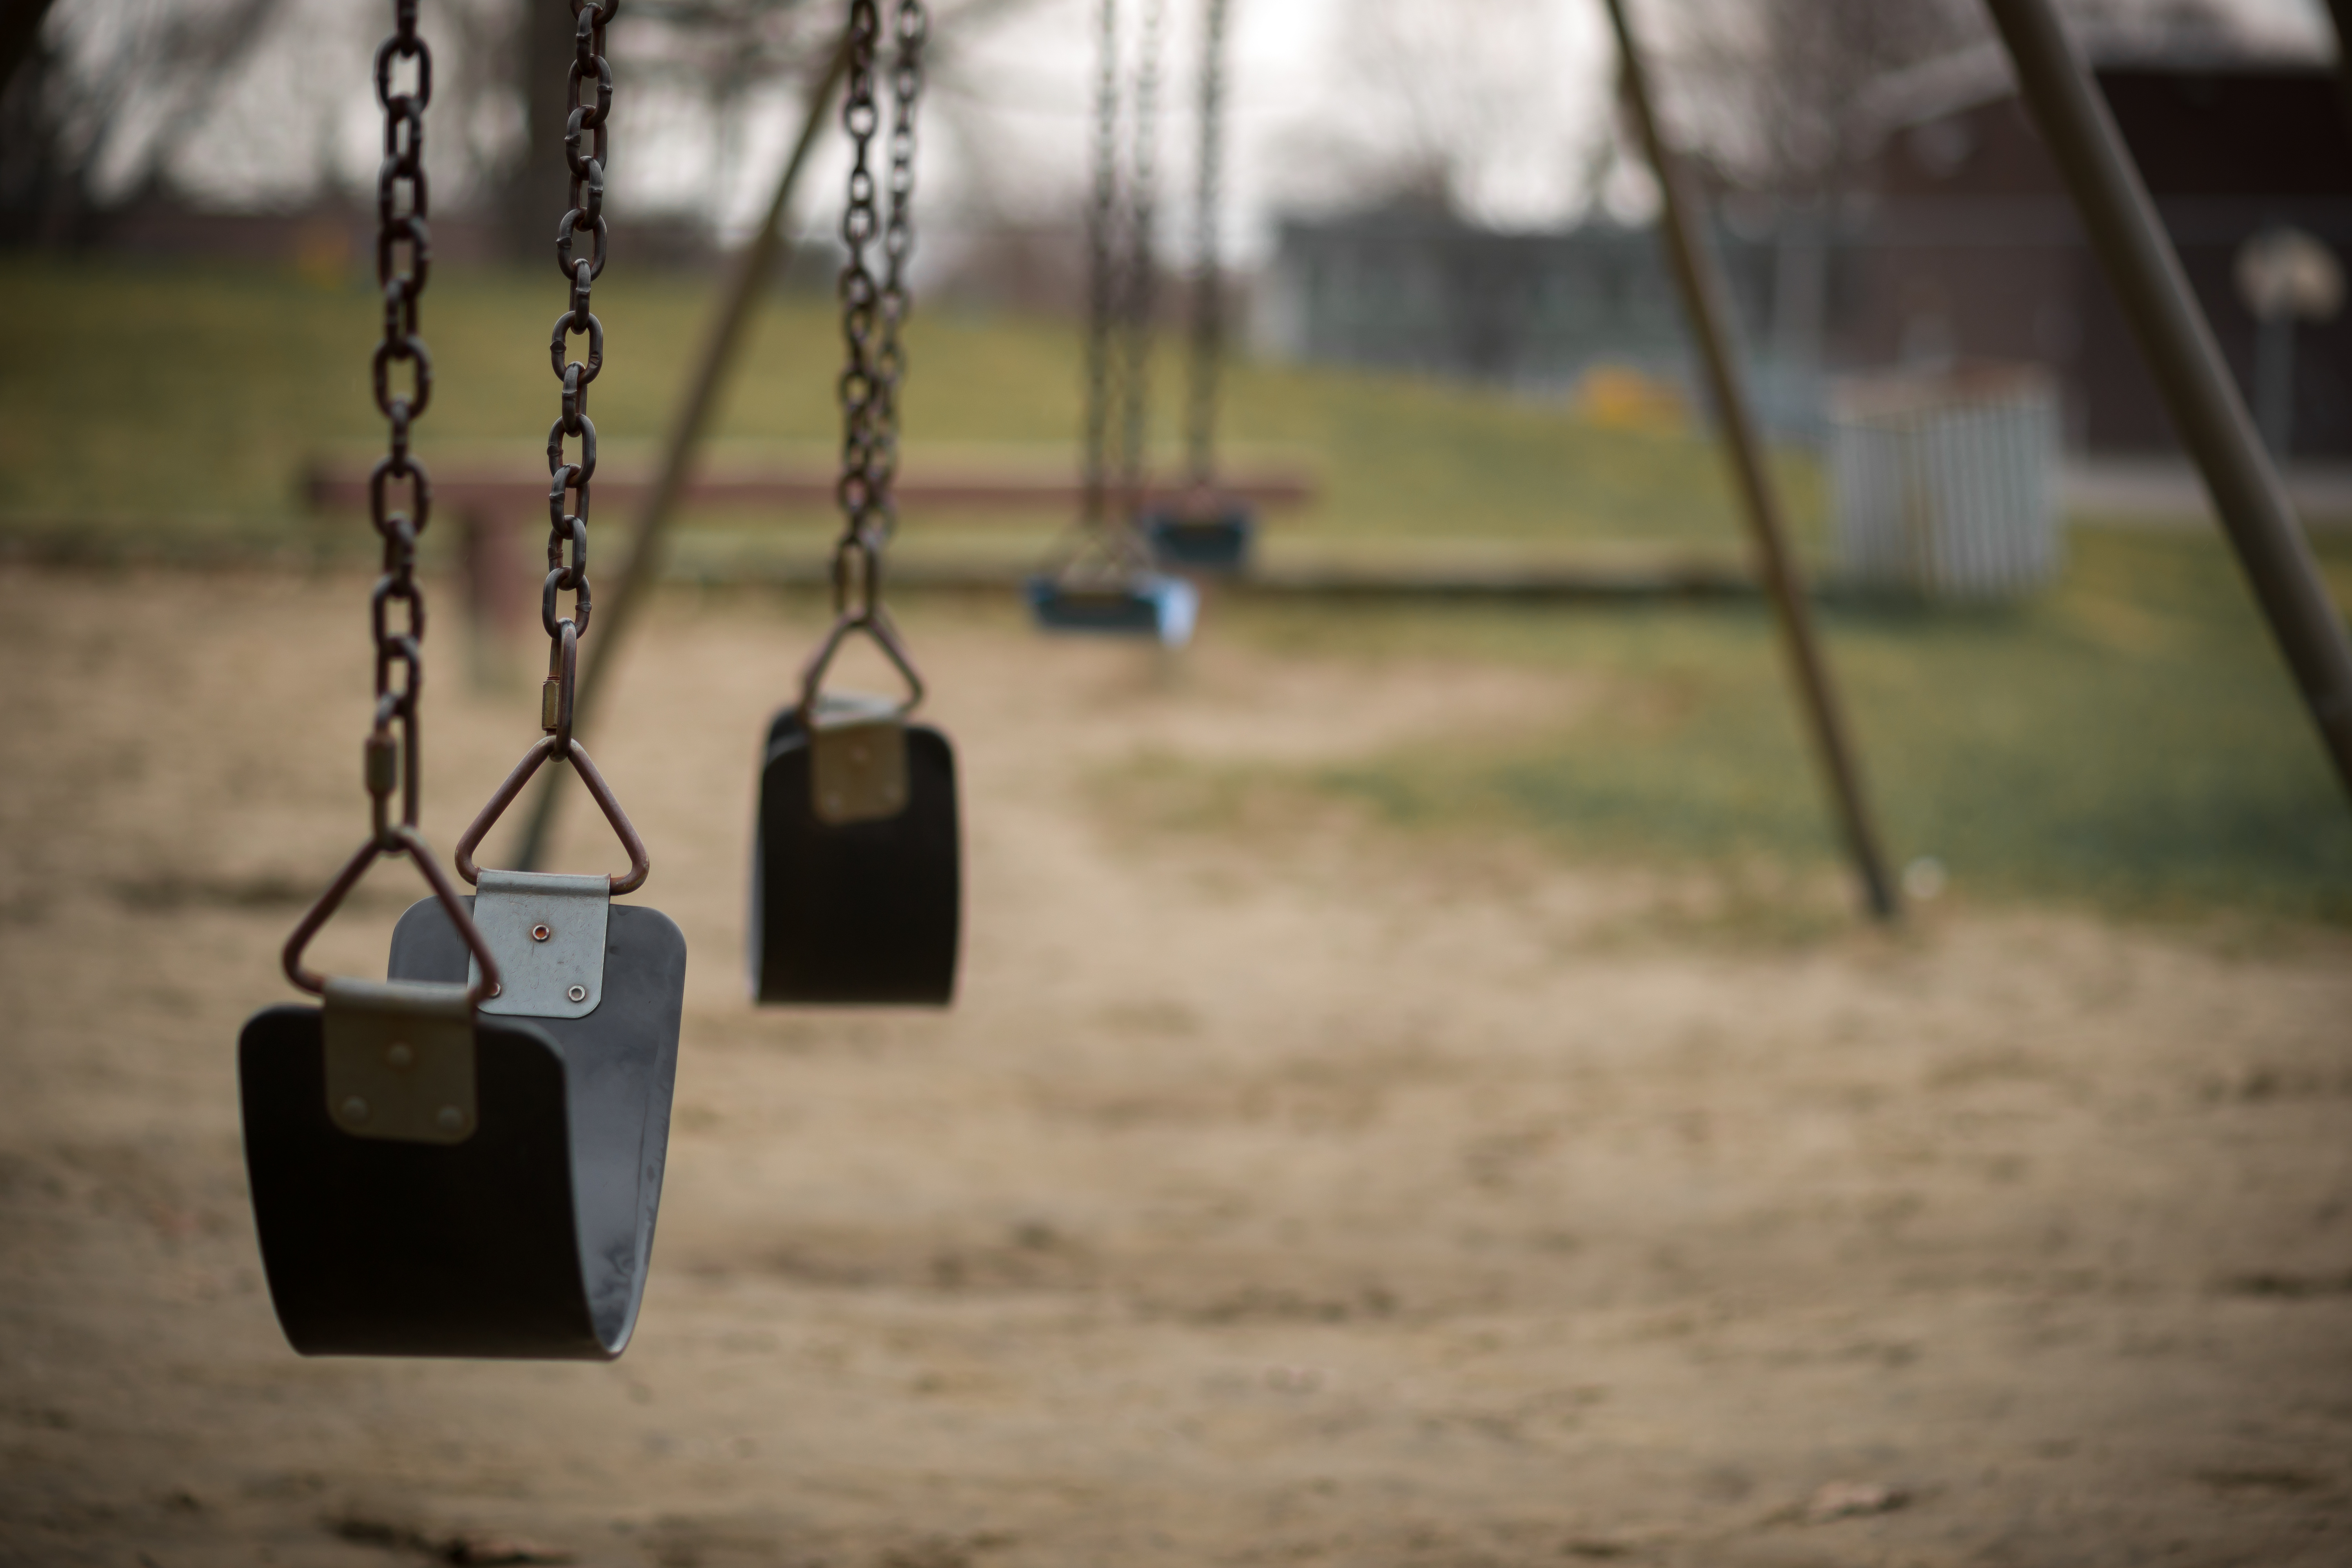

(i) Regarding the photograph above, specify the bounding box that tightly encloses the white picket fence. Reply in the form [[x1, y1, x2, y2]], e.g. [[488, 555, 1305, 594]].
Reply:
[[1829, 365, 2062, 601]]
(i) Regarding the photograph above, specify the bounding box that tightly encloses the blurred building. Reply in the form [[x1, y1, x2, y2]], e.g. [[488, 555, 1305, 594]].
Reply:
[[1851, 37, 2351, 457], [1258, 34, 2352, 459], [1251, 193, 1796, 407]]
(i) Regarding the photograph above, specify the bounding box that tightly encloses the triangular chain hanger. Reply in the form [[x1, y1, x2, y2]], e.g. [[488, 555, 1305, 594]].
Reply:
[[1044, 509, 1156, 584], [457, 617, 649, 894], [452, 0, 648, 899], [800, 600, 925, 728], [277, 71, 503, 1005], [285, 826, 501, 1007]]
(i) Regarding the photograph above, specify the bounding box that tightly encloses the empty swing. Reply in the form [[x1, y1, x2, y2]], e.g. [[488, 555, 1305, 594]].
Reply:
[[239, 0, 684, 1361], [751, 0, 960, 1008], [1138, 0, 1252, 575], [1027, 0, 1198, 645]]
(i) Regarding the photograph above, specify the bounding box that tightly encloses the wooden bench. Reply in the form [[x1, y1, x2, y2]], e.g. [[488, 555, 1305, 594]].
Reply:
[[303, 456, 1319, 639], [303, 458, 1318, 527]]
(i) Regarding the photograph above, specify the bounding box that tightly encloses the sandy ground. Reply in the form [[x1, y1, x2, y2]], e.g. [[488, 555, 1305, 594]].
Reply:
[[2, 563, 2349, 1568]]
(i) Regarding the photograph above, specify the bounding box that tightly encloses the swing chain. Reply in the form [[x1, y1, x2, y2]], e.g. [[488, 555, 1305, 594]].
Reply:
[[1067, 0, 1157, 575], [828, 0, 924, 627], [279, 0, 508, 1004], [1080, 0, 1120, 532], [1116, 0, 1163, 516], [870, 0, 926, 547], [366, 0, 433, 836], [544, 0, 618, 670], [1183, 0, 1229, 493]]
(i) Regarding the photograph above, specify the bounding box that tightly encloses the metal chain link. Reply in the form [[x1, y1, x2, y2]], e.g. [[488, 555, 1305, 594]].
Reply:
[[279, 0, 465, 999], [1183, 0, 1229, 492], [367, 0, 434, 836], [831, 0, 884, 612], [829, 0, 926, 620], [544, 0, 620, 664]]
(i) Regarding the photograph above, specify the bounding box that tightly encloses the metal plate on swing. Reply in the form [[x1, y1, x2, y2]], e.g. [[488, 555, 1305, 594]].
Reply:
[[321, 976, 477, 1144], [809, 694, 909, 826], [470, 869, 610, 1019]]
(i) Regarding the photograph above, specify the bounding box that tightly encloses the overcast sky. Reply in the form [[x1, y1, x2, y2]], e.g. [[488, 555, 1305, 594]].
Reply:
[[71, 0, 2343, 265]]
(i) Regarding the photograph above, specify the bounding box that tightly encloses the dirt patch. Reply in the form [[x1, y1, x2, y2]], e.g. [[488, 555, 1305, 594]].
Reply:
[[3, 566, 2351, 1568]]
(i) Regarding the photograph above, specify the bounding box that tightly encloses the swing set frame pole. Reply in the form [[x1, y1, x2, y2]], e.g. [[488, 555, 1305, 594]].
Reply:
[[2326, 1, 2352, 140], [1601, 0, 1900, 921], [1984, 0, 2352, 805], [513, 35, 853, 872]]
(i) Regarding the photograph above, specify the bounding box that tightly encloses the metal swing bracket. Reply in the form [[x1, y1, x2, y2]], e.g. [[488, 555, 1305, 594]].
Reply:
[[468, 869, 611, 1019], [323, 976, 478, 1144], [808, 692, 911, 826]]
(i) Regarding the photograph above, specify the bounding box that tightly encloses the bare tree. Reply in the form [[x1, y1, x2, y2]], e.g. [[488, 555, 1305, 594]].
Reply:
[[1645, 0, 1984, 198], [1, 0, 60, 93], [1267, 0, 1594, 225], [494, 0, 835, 258], [1646, 0, 2270, 200], [1, 0, 292, 245]]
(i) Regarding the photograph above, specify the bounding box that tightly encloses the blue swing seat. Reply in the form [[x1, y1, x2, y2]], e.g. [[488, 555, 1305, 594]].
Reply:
[[1025, 572, 1199, 646]]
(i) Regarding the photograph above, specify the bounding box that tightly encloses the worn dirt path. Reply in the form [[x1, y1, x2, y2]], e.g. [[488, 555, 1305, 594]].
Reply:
[[1, 566, 2348, 1568]]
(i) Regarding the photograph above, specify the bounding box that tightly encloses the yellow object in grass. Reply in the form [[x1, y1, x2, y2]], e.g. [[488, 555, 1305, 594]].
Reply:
[[1574, 364, 1687, 432]]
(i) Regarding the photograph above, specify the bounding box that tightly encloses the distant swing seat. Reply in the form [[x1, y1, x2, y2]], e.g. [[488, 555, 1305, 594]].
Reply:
[[752, 692, 962, 1006], [241, 742, 686, 1360], [1025, 571, 1199, 645], [1141, 504, 1255, 574]]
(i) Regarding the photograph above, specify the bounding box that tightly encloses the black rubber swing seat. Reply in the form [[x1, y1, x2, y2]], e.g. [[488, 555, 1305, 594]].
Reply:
[[239, 897, 685, 1359], [1025, 571, 1199, 644], [1141, 504, 1256, 573], [751, 702, 961, 1005], [241, 728, 686, 1361]]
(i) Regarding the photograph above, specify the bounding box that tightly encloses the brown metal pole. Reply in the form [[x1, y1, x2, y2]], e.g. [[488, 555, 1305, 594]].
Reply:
[[0, 0, 58, 94], [1601, 0, 1900, 920], [513, 37, 851, 871], [2325, 1, 2352, 142], [1984, 0, 2352, 805]]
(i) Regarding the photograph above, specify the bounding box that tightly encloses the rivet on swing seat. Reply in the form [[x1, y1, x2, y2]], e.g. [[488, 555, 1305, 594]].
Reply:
[[470, 869, 611, 1019], [319, 977, 476, 1143]]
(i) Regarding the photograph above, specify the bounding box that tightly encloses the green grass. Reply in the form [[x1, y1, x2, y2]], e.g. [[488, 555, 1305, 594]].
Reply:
[[4, 256, 2348, 923], [1203, 527, 2352, 925], [0, 254, 1792, 547]]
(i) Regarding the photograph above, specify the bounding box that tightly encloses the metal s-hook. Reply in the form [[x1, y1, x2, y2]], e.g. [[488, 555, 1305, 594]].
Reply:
[[541, 616, 579, 746]]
